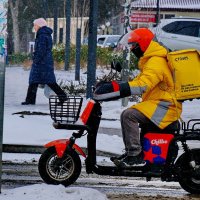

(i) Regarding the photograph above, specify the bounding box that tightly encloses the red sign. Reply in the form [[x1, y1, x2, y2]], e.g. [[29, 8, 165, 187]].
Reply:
[[130, 13, 156, 23]]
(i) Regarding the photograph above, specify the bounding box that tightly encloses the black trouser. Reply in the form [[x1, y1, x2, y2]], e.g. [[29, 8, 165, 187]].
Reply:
[[25, 83, 66, 104]]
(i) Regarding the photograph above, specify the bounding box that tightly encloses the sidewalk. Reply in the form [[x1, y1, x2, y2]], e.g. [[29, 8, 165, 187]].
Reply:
[[3, 109, 123, 155]]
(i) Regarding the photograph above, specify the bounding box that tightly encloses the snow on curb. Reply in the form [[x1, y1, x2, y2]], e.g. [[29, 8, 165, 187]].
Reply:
[[1, 184, 108, 200]]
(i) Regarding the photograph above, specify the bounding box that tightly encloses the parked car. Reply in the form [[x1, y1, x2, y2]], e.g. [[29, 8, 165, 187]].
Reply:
[[82, 35, 121, 48], [97, 35, 121, 48], [152, 17, 200, 51]]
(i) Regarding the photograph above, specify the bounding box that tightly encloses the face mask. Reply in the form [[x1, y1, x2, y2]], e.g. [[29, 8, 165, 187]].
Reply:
[[131, 43, 144, 59]]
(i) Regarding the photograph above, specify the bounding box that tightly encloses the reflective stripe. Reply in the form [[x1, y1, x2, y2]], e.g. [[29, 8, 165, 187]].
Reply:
[[151, 101, 171, 126], [93, 91, 120, 100], [130, 86, 147, 95]]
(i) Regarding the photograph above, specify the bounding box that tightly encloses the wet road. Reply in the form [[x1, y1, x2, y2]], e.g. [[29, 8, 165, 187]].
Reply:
[[2, 160, 198, 200]]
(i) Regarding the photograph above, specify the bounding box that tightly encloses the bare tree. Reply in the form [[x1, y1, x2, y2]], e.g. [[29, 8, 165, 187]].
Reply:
[[70, 0, 89, 36], [71, 0, 89, 17], [9, 0, 20, 53], [81, 0, 89, 17]]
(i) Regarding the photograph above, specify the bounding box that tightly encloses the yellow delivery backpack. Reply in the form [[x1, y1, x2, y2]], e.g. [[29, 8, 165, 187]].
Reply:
[[167, 49, 200, 101]]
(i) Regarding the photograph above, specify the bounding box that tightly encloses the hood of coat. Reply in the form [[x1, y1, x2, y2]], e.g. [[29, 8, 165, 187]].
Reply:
[[37, 26, 53, 36], [138, 41, 168, 70]]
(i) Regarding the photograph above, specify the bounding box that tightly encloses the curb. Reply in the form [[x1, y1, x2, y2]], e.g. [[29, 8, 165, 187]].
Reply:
[[3, 144, 118, 157]]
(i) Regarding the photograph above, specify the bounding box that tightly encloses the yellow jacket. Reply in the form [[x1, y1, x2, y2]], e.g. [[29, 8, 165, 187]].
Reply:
[[128, 41, 182, 129]]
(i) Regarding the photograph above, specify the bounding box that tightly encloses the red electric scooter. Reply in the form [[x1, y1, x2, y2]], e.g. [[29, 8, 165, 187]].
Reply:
[[38, 94, 200, 194]]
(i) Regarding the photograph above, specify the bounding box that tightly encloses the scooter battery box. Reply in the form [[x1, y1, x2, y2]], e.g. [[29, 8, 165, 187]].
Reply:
[[143, 133, 174, 164]]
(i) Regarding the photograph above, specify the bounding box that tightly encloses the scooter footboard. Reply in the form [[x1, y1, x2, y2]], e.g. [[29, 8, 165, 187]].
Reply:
[[44, 139, 86, 158]]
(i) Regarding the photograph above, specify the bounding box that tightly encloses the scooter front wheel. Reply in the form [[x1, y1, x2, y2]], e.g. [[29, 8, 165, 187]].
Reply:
[[175, 149, 200, 194], [38, 146, 81, 186]]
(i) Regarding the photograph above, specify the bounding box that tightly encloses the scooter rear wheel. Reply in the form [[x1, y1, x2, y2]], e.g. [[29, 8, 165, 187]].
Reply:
[[38, 146, 81, 186], [176, 149, 200, 194]]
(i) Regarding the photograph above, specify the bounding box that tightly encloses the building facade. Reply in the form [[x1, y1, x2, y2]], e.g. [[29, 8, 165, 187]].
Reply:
[[46, 17, 89, 45], [112, 0, 200, 35]]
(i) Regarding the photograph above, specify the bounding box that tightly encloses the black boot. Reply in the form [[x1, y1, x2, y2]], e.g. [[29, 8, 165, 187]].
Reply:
[[110, 152, 127, 162], [114, 152, 146, 168]]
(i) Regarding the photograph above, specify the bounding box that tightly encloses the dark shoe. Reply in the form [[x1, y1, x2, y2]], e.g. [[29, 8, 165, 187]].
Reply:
[[114, 152, 146, 168], [59, 96, 68, 103], [57, 96, 68, 106], [21, 102, 35, 105], [110, 152, 127, 162]]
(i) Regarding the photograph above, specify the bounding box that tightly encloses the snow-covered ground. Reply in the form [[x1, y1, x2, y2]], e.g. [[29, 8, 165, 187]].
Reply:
[[1, 66, 200, 199], [1, 184, 108, 200]]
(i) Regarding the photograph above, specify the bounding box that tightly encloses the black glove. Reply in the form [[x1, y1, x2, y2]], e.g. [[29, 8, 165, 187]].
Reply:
[[111, 61, 122, 72], [93, 81, 131, 101]]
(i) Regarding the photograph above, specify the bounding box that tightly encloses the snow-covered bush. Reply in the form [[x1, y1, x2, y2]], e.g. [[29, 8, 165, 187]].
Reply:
[[59, 79, 86, 96]]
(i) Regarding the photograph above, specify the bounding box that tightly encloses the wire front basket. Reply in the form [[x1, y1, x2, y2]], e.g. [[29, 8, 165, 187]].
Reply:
[[49, 95, 83, 124]]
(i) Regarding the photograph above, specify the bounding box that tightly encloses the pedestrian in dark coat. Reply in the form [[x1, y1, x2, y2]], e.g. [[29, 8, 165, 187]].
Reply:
[[22, 18, 67, 105]]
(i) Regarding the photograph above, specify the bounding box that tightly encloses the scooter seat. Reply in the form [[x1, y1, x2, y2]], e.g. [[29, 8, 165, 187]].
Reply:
[[139, 120, 180, 134]]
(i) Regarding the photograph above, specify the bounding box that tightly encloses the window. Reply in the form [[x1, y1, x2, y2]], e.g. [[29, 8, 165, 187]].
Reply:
[[97, 38, 105, 45], [174, 21, 199, 37], [163, 21, 200, 37], [106, 36, 120, 44], [162, 21, 178, 33], [165, 14, 175, 19], [160, 14, 164, 19]]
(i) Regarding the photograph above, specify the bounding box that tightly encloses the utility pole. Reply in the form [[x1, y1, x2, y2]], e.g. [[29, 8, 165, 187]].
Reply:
[[121, 0, 131, 107], [43, 0, 48, 19], [65, 0, 71, 71], [86, 0, 98, 98], [156, 0, 160, 25], [53, 0, 58, 44], [75, 0, 84, 81]]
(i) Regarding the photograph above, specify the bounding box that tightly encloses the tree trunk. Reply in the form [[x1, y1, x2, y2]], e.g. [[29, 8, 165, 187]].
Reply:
[[9, 0, 20, 53]]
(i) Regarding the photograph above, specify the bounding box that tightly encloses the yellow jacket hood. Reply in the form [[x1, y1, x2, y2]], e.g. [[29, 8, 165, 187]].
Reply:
[[139, 41, 168, 71]]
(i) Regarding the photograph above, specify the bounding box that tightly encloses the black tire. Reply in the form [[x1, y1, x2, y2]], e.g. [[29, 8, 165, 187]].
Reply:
[[175, 149, 200, 194], [38, 147, 81, 186]]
